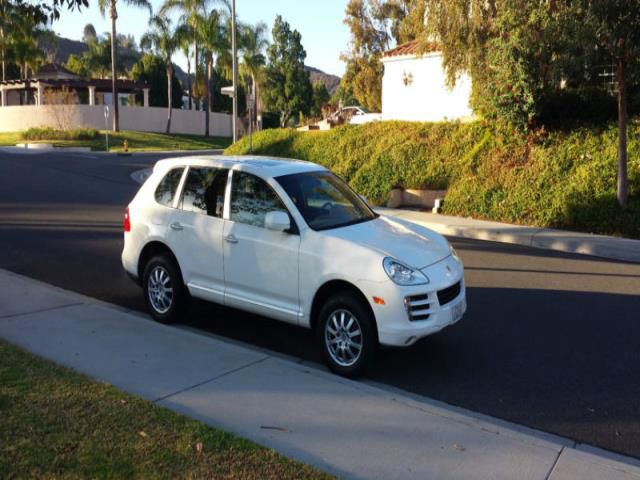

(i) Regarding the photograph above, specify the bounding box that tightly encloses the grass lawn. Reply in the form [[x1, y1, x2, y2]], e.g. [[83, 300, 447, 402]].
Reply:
[[0, 130, 232, 152], [0, 340, 332, 479]]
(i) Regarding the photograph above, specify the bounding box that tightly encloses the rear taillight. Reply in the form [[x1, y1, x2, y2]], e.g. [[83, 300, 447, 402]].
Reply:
[[123, 207, 131, 232]]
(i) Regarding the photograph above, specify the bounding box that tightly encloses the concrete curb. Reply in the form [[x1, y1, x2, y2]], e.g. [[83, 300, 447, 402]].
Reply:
[[377, 208, 640, 264]]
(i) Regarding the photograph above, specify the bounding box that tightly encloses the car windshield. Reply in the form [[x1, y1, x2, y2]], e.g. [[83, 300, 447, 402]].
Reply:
[[275, 171, 377, 231]]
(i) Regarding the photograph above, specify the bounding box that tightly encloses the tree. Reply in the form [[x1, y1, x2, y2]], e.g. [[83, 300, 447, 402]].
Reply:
[[159, 0, 227, 111], [98, 0, 151, 131], [262, 15, 312, 127], [310, 81, 329, 118], [130, 53, 183, 108], [82, 23, 96, 43], [194, 8, 227, 136], [339, 0, 393, 112], [239, 21, 268, 131], [141, 15, 184, 133], [579, 0, 640, 207]]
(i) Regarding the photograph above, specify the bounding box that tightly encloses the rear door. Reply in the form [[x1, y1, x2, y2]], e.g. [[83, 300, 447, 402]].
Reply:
[[166, 166, 228, 303], [222, 170, 301, 324]]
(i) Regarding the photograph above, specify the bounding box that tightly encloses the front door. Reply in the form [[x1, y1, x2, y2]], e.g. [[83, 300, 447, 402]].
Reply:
[[223, 170, 301, 323], [166, 166, 228, 303]]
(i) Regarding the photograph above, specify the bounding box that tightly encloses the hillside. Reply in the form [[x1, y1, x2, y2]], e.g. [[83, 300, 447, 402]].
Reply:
[[305, 66, 340, 95], [43, 35, 341, 94], [225, 122, 640, 240]]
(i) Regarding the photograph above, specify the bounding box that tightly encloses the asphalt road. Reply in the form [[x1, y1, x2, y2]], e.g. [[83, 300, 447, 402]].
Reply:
[[1, 149, 640, 458]]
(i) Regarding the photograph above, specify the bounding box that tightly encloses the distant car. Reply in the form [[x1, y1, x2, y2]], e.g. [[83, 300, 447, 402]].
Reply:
[[122, 156, 466, 377], [329, 106, 382, 125]]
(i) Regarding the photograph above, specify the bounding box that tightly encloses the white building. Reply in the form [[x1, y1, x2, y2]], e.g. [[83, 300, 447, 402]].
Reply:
[[381, 40, 474, 122]]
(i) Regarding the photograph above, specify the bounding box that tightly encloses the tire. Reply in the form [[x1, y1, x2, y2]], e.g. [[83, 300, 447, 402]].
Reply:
[[317, 293, 377, 377], [142, 254, 186, 324]]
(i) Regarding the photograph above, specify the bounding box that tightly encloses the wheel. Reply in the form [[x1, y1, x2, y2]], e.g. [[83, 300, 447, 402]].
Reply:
[[142, 254, 185, 324], [317, 294, 377, 377]]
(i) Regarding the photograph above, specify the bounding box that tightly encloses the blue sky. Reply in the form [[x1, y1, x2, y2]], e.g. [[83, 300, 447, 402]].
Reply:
[[50, 0, 350, 77]]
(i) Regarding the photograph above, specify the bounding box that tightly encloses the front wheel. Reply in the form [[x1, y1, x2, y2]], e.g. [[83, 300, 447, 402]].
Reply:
[[142, 254, 185, 324], [317, 294, 377, 377]]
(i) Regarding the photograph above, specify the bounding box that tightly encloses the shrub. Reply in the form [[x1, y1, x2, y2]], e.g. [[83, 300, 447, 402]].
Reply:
[[226, 121, 640, 239], [21, 127, 99, 141]]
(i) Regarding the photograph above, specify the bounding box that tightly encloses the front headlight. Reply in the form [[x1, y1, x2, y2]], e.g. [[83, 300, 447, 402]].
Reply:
[[383, 257, 430, 286]]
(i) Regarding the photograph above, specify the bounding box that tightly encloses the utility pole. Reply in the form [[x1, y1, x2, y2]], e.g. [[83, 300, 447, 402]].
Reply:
[[231, 0, 238, 143], [110, 1, 119, 131]]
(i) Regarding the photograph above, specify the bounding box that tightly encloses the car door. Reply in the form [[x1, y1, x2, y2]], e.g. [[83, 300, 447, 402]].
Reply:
[[223, 170, 301, 324], [165, 166, 228, 303]]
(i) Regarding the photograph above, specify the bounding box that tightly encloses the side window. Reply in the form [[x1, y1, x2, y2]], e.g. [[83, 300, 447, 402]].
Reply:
[[230, 171, 286, 227], [154, 167, 184, 207], [179, 167, 228, 218]]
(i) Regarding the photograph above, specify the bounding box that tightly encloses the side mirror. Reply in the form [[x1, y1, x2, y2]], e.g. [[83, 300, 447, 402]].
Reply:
[[265, 210, 291, 232]]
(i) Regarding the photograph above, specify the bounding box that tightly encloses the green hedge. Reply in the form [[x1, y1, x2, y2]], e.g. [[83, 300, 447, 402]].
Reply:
[[225, 122, 640, 239], [21, 127, 99, 141]]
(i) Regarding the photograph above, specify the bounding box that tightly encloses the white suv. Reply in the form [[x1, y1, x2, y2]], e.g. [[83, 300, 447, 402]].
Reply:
[[122, 156, 466, 377]]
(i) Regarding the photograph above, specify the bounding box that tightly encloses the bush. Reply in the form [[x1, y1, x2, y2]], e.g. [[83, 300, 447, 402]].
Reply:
[[21, 127, 99, 141], [226, 121, 640, 239]]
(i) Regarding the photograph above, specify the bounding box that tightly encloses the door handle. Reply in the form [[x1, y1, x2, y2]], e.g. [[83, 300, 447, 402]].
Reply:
[[169, 222, 184, 231], [225, 234, 239, 244]]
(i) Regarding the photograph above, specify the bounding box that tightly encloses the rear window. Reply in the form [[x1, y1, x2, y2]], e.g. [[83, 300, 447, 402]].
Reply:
[[155, 167, 184, 207], [179, 167, 229, 218]]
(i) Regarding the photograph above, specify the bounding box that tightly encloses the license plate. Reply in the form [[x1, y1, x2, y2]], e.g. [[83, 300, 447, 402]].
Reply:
[[452, 300, 465, 323]]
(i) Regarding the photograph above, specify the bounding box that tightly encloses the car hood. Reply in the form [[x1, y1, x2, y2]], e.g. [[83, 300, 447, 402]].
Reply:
[[326, 215, 451, 269]]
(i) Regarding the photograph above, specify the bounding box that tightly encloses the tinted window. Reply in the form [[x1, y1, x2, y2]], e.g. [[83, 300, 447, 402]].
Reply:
[[275, 171, 376, 231], [155, 167, 184, 207], [230, 172, 286, 227], [179, 167, 228, 218]]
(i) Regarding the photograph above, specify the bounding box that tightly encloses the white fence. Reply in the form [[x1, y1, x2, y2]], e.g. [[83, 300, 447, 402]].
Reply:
[[0, 104, 232, 137]]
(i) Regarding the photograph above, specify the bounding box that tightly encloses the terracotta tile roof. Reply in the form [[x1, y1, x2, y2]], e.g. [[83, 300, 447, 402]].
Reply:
[[383, 39, 440, 58]]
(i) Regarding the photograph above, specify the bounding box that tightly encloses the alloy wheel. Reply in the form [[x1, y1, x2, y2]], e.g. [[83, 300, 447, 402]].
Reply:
[[325, 309, 363, 367], [147, 266, 173, 314]]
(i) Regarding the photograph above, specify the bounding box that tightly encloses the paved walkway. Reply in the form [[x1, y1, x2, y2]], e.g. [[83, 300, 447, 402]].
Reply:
[[1, 268, 640, 479], [379, 208, 640, 264]]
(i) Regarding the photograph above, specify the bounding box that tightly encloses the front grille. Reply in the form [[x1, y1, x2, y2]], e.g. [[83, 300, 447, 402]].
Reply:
[[404, 293, 433, 321], [437, 282, 461, 306]]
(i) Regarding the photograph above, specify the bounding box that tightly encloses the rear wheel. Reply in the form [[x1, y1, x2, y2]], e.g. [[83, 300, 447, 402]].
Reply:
[[317, 294, 377, 377], [142, 254, 185, 324]]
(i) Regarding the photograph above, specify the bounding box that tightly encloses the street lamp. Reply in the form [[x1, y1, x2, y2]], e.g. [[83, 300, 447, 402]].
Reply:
[[231, 0, 238, 143]]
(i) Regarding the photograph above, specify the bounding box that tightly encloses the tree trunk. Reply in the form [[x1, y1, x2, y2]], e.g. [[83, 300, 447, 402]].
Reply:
[[193, 39, 198, 110], [204, 56, 211, 137], [110, 2, 119, 132], [166, 64, 173, 134], [186, 56, 192, 110], [616, 58, 628, 208], [1, 25, 5, 82]]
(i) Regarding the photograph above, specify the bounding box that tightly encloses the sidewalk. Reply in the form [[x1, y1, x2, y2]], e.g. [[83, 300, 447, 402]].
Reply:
[[1, 268, 640, 480], [378, 208, 640, 264]]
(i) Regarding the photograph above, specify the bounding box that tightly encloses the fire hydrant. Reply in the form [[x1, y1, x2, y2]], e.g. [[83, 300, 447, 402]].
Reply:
[[123, 139, 129, 153]]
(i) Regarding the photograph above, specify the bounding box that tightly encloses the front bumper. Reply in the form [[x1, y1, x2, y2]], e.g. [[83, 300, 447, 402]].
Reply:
[[359, 254, 467, 347]]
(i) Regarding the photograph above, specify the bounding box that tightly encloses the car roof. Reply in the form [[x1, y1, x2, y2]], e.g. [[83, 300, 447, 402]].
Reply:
[[154, 155, 327, 178]]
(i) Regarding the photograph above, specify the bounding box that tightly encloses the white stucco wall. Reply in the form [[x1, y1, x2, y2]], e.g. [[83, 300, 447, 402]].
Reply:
[[381, 52, 474, 122], [0, 105, 232, 137]]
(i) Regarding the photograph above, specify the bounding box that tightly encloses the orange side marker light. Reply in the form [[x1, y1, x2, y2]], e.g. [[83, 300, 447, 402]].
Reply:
[[373, 296, 386, 305]]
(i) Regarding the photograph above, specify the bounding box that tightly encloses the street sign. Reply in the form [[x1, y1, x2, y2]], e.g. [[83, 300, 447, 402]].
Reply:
[[221, 86, 235, 98], [104, 105, 109, 119]]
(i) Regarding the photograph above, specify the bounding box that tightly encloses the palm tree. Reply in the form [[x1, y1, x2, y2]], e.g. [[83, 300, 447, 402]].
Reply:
[[239, 22, 268, 133], [98, 0, 151, 131], [141, 15, 184, 133], [194, 8, 228, 136], [179, 37, 192, 109], [160, 0, 228, 113]]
